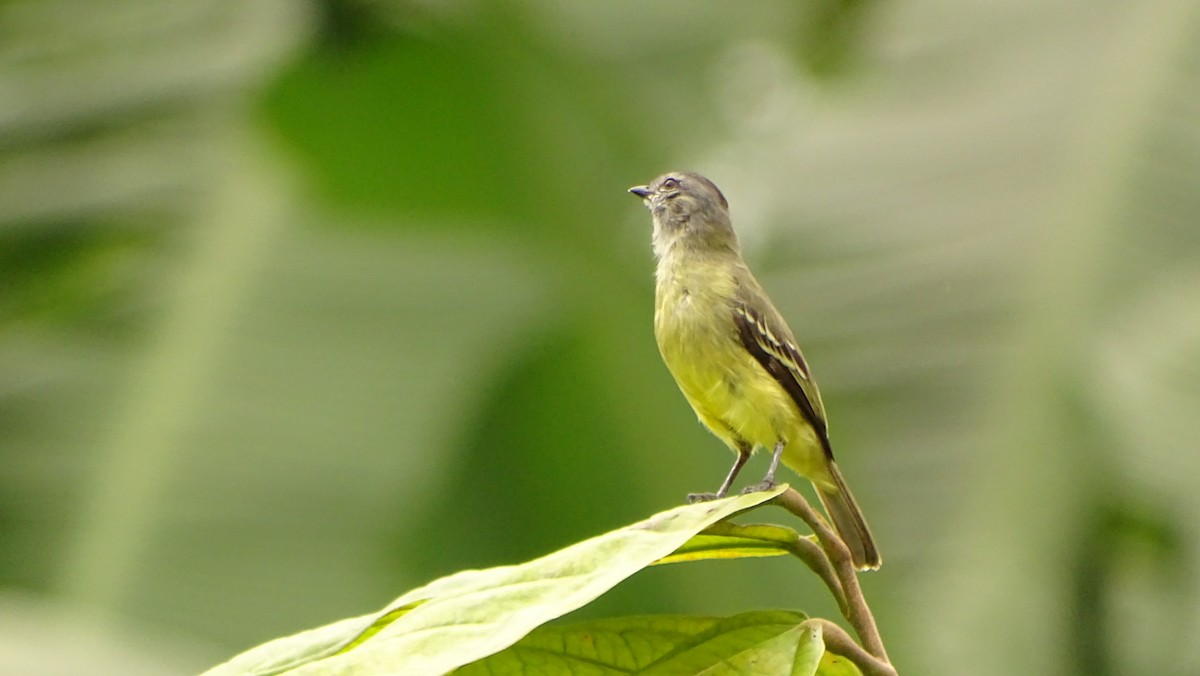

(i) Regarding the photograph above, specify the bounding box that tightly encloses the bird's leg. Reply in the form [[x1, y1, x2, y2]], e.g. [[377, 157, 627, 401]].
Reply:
[[742, 440, 785, 494], [688, 442, 751, 503], [715, 445, 752, 497]]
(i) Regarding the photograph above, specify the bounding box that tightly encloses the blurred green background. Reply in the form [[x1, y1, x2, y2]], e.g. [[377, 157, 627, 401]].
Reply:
[[3, 1, 1200, 674]]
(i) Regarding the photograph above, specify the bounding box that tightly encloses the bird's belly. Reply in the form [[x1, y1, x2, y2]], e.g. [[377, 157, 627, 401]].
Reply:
[[659, 328, 794, 449], [654, 276, 830, 483]]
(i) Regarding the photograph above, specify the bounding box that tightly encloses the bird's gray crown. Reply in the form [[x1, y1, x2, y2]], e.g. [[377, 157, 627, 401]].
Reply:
[[629, 171, 729, 212]]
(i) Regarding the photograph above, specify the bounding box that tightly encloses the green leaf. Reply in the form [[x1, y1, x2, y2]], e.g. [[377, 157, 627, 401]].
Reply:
[[454, 610, 864, 676], [199, 613, 384, 676], [455, 610, 813, 676], [655, 521, 802, 565], [202, 486, 786, 675], [817, 651, 866, 676]]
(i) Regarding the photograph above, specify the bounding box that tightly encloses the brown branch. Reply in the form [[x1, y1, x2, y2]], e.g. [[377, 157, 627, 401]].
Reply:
[[784, 534, 848, 616], [771, 487, 891, 665], [802, 618, 897, 676]]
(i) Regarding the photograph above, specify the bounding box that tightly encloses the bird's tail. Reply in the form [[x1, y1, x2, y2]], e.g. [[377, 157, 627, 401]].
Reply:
[[816, 460, 881, 571]]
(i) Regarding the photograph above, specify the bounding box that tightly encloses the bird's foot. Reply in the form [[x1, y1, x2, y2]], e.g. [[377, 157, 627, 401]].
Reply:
[[740, 480, 777, 495], [687, 492, 721, 503]]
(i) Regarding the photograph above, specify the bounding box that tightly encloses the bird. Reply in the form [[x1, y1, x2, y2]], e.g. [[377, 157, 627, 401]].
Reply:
[[629, 171, 880, 570]]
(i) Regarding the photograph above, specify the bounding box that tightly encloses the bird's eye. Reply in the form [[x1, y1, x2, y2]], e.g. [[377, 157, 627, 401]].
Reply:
[[661, 177, 680, 190]]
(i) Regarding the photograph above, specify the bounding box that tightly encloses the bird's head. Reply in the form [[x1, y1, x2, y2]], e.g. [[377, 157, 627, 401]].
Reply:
[[629, 172, 736, 257]]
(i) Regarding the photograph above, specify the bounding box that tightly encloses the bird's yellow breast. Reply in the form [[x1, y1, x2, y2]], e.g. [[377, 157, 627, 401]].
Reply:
[[653, 256, 803, 454]]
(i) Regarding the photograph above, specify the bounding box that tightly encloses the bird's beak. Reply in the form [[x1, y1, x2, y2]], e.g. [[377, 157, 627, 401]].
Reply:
[[628, 185, 652, 199]]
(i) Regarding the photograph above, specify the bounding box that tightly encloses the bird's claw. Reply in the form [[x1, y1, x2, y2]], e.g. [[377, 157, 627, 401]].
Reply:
[[740, 480, 776, 495]]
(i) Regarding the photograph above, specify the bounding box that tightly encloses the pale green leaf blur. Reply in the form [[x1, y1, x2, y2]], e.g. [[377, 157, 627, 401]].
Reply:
[[203, 490, 784, 675], [2, 1, 1199, 675]]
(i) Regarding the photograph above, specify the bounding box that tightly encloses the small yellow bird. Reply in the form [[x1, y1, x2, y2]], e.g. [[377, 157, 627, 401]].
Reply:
[[630, 172, 880, 570]]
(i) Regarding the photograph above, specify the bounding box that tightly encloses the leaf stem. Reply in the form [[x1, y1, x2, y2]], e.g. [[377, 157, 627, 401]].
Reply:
[[772, 487, 892, 668], [785, 535, 848, 616], [803, 618, 897, 676]]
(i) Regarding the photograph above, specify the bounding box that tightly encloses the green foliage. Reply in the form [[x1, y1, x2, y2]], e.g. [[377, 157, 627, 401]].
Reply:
[[656, 521, 800, 565], [201, 489, 878, 675], [4, 1, 1200, 675], [457, 611, 856, 676]]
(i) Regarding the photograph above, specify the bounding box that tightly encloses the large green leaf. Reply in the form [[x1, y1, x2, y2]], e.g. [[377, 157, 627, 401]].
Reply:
[[454, 610, 863, 676], [203, 487, 786, 675]]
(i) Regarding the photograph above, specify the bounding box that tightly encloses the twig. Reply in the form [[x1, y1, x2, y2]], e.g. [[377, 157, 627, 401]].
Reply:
[[784, 535, 848, 616], [771, 487, 891, 664], [802, 618, 897, 676]]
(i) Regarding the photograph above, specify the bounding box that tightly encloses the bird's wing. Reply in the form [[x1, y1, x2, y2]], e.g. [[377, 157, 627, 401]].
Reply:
[[732, 294, 832, 457]]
